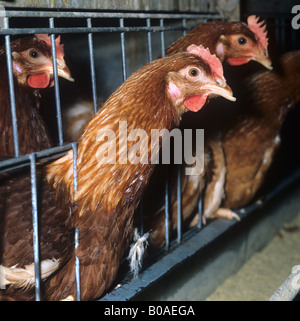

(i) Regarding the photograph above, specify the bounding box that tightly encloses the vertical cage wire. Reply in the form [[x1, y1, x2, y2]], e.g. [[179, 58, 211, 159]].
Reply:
[[280, 18, 286, 50], [29, 153, 41, 301], [164, 166, 170, 252], [160, 19, 166, 58], [146, 18, 153, 62], [182, 18, 187, 36], [120, 18, 127, 81], [4, 17, 19, 157], [160, 18, 169, 252], [176, 164, 182, 244], [72, 142, 81, 301], [49, 18, 64, 146], [197, 194, 203, 229], [139, 199, 144, 236], [87, 18, 98, 115], [291, 28, 297, 50]]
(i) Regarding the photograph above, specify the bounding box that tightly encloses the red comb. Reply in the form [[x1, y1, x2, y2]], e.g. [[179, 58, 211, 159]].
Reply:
[[247, 15, 269, 49], [34, 34, 65, 60], [187, 44, 224, 80]]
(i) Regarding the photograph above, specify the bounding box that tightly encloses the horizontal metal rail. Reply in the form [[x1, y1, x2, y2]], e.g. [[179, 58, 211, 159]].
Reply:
[[0, 25, 203, 35], [0, 144, 72, 173], [3, 10, 223, 20]]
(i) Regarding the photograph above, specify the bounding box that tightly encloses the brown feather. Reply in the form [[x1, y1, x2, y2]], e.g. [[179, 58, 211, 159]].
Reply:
[[0, 37, 53, 156], [136, 19, 271, 247], [166, 21, 257, 60], [45, 51, 233, 300], [0, 35, 73, 300], [0, 166, 74, 300], [223, 51, 300, 208]]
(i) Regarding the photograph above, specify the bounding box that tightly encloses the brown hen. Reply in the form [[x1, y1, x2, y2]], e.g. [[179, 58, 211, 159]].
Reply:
[[0, 34, 74, 300], [43, 45, 235, 301], [0, 34, 73, 156], [139, 16, 272, 252], [222, 50, 300, 210]]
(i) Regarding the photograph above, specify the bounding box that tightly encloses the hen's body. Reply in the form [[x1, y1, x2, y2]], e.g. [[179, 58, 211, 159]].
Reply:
[[223, 51, 300, 209]]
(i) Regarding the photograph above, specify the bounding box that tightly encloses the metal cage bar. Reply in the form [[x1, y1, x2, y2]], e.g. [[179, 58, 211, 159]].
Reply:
[[3, 10, 223, 20], [197, 194, 203, 230], [29, 153, 41, 301], [164, 167, 170, 252], [120, 18, 127, 82], [87, 18, 98, 115], [182, 18, 187, 36], [139, 200, 144, 236], [49, 17, 64, 146], [0, 25, 206, 36], [4, 17, 19, 157], [160, 19, 166, 58], [177, 164, 182, 244], [146, 18, 153, 62], [72, 143, 81, 301]]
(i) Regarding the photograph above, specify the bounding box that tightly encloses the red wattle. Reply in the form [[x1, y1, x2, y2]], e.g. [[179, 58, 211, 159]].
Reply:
[[27, 73, 50, 89], [227, 57, 250, 66], [183, 95, 207, 112]]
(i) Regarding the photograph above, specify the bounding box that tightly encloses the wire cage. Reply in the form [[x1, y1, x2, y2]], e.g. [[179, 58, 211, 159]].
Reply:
[[0, 0, 299, 301]]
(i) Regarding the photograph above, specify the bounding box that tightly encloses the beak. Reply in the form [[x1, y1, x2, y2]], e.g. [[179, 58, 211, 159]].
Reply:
[[253, 53, 273, 70], [201, 83, 236, 102], [41, 60, 75, 83], [56, 59, 75, 82]]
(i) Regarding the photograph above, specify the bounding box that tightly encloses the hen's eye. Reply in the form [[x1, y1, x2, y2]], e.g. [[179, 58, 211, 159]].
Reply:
[[188, 67, 200, 77], [29, 49, 39, 58], [238, 37, 247, 45]]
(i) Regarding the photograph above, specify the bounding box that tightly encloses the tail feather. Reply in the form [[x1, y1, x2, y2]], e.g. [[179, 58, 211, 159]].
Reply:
[[0, 258, 60, 290]]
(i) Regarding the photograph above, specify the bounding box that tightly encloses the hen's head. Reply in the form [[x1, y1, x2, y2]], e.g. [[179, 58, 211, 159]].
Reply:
[[215, 15, 272, 70], [166, 44, 236, 114], [10, 34, 74, 89]]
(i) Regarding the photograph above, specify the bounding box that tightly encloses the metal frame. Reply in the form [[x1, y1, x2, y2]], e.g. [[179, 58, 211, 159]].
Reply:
[[0, 8, 299, 301]]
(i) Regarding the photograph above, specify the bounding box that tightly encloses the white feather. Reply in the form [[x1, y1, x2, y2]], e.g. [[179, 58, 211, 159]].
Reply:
[[0, 258, 60, 290], [127, 229, 149, 278]]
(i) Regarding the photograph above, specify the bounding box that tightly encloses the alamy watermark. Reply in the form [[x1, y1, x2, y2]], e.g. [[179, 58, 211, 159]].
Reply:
[[292, 5, 300, 30], [95, 121, 204, 175]]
